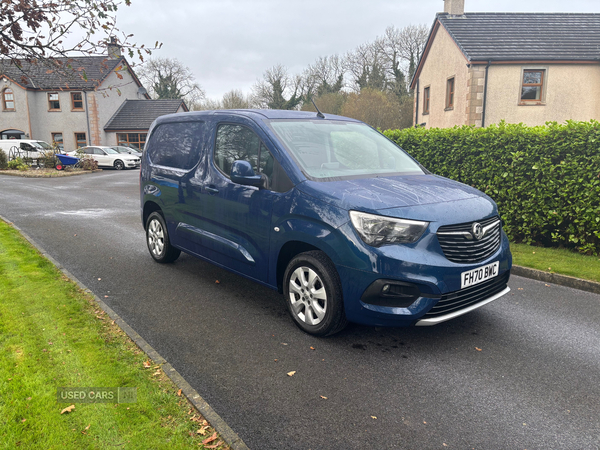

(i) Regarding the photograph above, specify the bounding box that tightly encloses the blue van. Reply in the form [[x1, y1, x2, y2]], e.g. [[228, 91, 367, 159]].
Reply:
[[140, 110, 511, 336]]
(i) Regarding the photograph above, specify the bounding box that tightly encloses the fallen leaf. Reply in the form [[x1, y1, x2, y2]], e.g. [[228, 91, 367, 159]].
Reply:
[[545, 284, 551, 287], [475, 347, 482, 351], [206, 442, 223, 449], [84, 424, 90, 430], [548, 267, 552, 270], [48, 342, 53, 345], [215, 280, 220, 284], [371, 416, 377, 419], [423, 421, 427, 424], [21, 418, 26, 423], [177, 389, 182, 397], [310, 346, 315, 350], [287, 371, 296, 377], [532, 251, 535, 254], [196, 426, 209, 435], [202, 432, 218, 445], [61, 405, 75, 414], [281, 343, 288, 346], [320, 395, 328, 400], [153, 370, 161, 376]]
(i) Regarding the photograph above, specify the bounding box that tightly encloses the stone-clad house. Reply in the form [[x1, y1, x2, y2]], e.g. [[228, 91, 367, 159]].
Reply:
[[0, 44, 187, 151], [411, 0, 600, 128]]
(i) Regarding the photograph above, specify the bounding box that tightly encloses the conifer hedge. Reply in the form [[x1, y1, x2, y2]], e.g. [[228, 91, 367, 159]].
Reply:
[[384, 121, 600, 255]]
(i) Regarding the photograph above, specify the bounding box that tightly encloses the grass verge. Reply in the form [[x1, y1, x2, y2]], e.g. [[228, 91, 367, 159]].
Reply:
[[510, 243, 600, 283], [0, 220, 228, 449]]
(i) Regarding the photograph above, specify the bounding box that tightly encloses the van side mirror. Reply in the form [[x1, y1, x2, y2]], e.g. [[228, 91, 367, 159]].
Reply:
[[230, 160, 263, 188]]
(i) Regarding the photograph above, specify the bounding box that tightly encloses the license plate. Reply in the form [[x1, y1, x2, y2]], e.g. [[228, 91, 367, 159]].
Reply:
[[461, 261, 499, 289]]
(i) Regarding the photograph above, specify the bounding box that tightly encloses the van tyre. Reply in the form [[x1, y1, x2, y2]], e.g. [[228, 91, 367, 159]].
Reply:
[[114, 159, 124, 170], [283, 251, 348, 336], [146, 212, 181, 263]]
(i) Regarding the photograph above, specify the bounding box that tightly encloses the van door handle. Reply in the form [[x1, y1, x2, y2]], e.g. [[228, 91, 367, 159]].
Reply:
[[205, 186, 219, 194]]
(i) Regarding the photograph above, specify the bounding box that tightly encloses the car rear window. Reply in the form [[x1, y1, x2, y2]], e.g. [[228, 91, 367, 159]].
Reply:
[[146, 121, 205, 170]]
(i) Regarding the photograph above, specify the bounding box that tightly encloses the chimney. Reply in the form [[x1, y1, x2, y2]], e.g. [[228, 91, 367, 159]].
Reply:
[[107, 36, 122, 59], [444, 0, 465, 15]]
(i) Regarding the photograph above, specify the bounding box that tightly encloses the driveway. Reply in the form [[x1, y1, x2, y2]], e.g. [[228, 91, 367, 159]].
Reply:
[[1, 171, 599, 450]]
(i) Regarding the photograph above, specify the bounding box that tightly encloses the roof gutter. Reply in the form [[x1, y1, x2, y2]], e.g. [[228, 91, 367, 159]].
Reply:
[[84, 91, 92, 146], [481, 60, 491, 128], [414, 78, 419, 127]]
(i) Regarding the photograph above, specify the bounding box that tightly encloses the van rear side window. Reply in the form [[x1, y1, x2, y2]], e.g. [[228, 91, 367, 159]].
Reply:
[[146, 121, 204, 170]]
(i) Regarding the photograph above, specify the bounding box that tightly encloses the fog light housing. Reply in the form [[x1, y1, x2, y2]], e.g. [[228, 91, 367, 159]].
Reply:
[[362, 280, 425, 308]]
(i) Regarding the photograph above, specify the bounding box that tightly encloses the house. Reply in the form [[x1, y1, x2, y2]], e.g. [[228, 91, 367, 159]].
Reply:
[[0, 41, 187, 151], [104, 99, 187, 149], [411, 0, 600, 128]]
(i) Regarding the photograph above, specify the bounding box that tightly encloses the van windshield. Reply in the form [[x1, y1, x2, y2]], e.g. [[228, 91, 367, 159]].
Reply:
[[268, 120, 423, 180], [34, 142, 53, 150]]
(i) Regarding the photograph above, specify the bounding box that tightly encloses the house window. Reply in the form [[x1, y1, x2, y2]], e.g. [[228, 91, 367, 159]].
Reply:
[[445, 77, 454, 109], [71, 92, 84, 110], [423, 87, 430, 114], [521, 70, 545, 102], [117, 132, 147, 150], [51, 133, 63, 151], [3, 88, 15, 111], [48, 93, 60, 110], [75, 132, 87, 148]]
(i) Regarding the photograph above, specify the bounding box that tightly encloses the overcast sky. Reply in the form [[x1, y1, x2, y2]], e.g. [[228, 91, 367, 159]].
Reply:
[[116, 0, 598, 101]]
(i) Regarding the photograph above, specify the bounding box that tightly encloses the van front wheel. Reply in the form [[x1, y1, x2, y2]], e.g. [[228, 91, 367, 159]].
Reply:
[[283, 251, 348, 336], [146, 212, 181, 263]]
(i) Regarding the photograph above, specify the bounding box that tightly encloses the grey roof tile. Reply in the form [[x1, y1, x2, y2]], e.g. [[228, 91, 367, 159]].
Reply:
[[0, 56, 123, 90], [104, 99, 187, 131], [438, 13, 600, 61]]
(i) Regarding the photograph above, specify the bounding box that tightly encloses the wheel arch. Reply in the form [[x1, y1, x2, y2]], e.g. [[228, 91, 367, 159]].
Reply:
[[143, 201, 162, 230], [276, 240, 330, 294]]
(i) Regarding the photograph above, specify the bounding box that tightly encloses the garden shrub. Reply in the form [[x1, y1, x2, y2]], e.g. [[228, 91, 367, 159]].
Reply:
[[384, 120, 600, 255], [0, 149, 7, 169], [7, 157, 28, 171]]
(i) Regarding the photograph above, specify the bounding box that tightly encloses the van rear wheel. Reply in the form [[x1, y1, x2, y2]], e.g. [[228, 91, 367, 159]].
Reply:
[[146, 212, 181, 263], [283, 251, 348, 336]]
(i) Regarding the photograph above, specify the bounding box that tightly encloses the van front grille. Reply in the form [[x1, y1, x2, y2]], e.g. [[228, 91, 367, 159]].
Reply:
[[436, 216, 501, 264]]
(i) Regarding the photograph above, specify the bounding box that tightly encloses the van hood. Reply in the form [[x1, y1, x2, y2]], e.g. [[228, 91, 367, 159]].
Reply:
[[297, 174, 490, 214]]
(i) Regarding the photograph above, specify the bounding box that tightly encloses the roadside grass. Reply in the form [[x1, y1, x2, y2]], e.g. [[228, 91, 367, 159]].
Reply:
[[0, 220, 228, 449], [511, 243, 600, 283]]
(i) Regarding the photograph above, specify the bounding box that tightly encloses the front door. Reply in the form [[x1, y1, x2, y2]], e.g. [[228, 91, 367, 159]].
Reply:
[[190, 119, 279, 283]]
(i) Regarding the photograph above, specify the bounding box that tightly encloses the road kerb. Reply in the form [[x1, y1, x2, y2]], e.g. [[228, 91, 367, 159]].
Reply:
[[512, 265, 600, 295]]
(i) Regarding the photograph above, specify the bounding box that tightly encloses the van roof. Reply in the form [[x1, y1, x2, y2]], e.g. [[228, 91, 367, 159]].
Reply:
[[153, 109, 362, 124]]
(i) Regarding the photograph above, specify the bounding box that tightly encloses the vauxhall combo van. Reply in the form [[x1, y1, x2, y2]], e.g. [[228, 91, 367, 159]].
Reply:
[[140, 110, 511, 336]]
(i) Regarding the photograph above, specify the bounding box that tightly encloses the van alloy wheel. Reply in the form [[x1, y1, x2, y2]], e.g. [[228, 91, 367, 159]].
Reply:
[[147, 218, 165, 257], [283, 251, 348, 336], [145, 211, 181, 263], [288, 266, 327, 326]]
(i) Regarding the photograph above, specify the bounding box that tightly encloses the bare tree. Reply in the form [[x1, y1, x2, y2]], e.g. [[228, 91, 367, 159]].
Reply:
[[252, 64, 303, 110], [138, 57, 204, 105], [0, 0, 157, 83], [192, 98, 222, 111], [222, 89, 253, 109], [302, 55, 345, 98], [379, 25, 428, 85]]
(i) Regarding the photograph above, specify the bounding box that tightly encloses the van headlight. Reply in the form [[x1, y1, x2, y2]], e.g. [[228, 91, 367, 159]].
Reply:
[[349, 211, 429, 247]]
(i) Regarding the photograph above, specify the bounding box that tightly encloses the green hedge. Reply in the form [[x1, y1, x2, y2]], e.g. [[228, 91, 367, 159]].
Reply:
[[384, 121, 600, 255]]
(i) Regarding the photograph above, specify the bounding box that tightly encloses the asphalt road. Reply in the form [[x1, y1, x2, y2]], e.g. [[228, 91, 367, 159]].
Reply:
[[1, 171, 599, 450]]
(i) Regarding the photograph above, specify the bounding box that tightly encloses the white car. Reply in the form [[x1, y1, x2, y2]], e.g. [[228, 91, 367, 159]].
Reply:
[[67, 146, 140, 170]]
